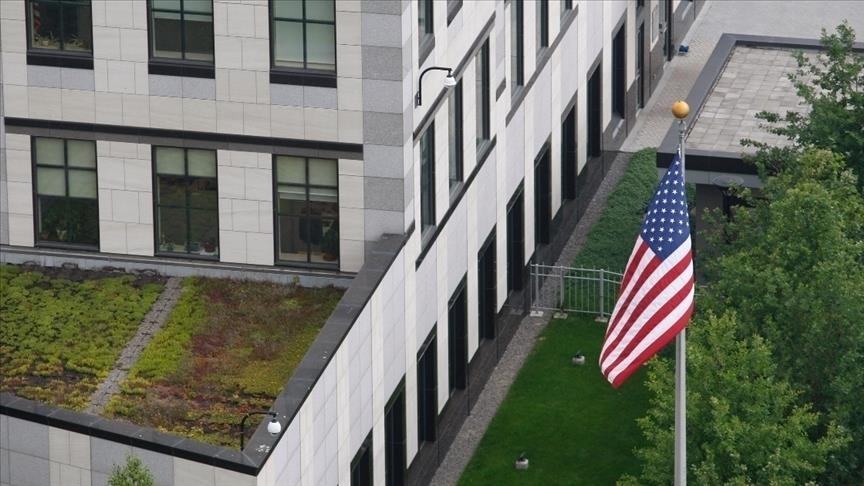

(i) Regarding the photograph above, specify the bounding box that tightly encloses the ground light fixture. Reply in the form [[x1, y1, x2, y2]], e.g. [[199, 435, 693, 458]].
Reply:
[[239, 411, 282, 450], [415, 66, 457, 106]]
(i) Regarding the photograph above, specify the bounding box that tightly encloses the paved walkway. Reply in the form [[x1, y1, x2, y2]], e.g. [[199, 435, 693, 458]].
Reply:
[[85, 276, 184, 415], [432, 2, 864, 484]]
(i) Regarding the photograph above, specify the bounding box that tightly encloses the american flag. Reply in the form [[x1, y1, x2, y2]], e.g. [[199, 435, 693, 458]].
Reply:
[[600, 150, 695, 388]]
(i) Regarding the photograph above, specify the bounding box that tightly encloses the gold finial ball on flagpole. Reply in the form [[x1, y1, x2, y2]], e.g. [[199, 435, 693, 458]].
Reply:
[[671, 100, 690, 119]]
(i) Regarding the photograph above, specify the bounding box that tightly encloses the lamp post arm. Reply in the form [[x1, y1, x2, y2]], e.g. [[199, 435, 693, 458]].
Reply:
[[416, 66, 453, 106]]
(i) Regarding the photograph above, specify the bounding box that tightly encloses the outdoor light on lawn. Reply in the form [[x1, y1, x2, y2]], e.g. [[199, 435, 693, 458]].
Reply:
[[239, 411, 282, 450], [415, 66, 457, 106]]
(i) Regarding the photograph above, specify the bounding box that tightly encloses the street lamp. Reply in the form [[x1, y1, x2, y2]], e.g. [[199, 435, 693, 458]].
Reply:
[[239, 411, 282, 450], [415, 66, 457, 106]]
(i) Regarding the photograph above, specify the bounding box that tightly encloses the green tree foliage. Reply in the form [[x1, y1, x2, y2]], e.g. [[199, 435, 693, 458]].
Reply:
[[702, 148, 864, 482], [108, 455, 155, 486], [752, 21, 864, 190], [620, 312, 848, 486]]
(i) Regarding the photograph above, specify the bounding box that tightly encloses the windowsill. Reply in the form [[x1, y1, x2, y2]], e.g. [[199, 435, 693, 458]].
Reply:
[[148, 59, 215, 79], [536, 47, 550, 68], [476, 139, 493, 163], [420, 224, 436, 249], [27, 51, 93, 70], [155, 251, 220, 261], [418, 35, 435, 67], [274, 260, 340, 270], [448, 181, 464, 202], [269, 69, 337, 88], [36, 241, 99, 252]]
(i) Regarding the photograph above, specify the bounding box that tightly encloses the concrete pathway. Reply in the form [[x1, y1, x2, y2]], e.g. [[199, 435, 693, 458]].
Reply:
[[431, 2, 864, 484], [85, 276, 184, 415]]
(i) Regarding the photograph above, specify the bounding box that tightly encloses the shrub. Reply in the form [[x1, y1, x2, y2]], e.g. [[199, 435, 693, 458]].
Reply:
[[108, 455, 154, 486]]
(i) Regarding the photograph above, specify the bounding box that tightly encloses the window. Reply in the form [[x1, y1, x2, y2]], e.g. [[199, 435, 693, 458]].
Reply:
[[537, 0, 549, 51], [154, 147, 219, 257], [271, 0, 336, 85], [446, 0, 462, 25], [448, 80, 463, 192], [475, 40, 490, 149], [417, 329, 437, 445], [587, 64, 602, 158], [148, 0, 214, 76], [448, 279, 468, 393], [534, 146, 551, 246], [478, 229, 497, 340], [612, 24, 626, 119], [418, 0, 434, 64], [351, 433, 372, 486], [564, 0, 574, 11], [511, 0, 524, 91], [26, 0, 93, 68], [274, 156, 339, 265], [420, 125, 436, 233], [384, 384, 406, 486], [506, 188, 524, 292], [33, 137, 98, 247], [561, 106, 577, 200]]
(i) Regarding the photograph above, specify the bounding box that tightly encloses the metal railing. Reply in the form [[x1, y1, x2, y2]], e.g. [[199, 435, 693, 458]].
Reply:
[[530, 264, 623, 319]]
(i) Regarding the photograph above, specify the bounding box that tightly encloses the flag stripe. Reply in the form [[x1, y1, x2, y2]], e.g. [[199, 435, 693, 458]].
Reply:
[[600, 241, 692, 370], [599, 150, 694, 387]]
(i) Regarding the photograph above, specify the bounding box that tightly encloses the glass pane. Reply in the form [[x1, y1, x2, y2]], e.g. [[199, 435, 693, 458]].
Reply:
[[68, 170, 97, 198], [38, 197, 65, 242], [307, 217, 327, 263], [278, 188, 308, 215], [158, 207, 188, 253], [30, 1, 62, 50], [67, 198, 99, 244], [184, 14, 214, 61], [276, 156, 305, 184], [67, 140, 96, 168], [152, 11, 183, 59], [37, 167, 66, 196], [309, 187, 337, 204], [273, 20, 303, 68], [308, 159, 337, 186], [418, 0, 427, 33], [306, 0, 334, 22], [273, 0, 302, 19], [316, 217, 339, 262], [187, 149, 216, 177], [152, 0, 181, 11], [189, 209, 218, 256], [156, 147, 185, 175], [305, 23, 335, 71], [188, 178, 218, 210], [278, 215, 307, 262], [157, 175, 186, 206], [35, 138, 65, 166], [183, 0, 212, 14], [61, 2, 92, 52]]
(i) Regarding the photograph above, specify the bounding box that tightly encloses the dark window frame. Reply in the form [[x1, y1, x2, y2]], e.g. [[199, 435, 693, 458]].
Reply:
[[612, 22, 627, 119], [448, 277, 468, 393], [448, 80, 464, 193], [350, 432, 373, 486], [506, 186, 525, 293], [475, 39, 490, 151], [587, 62, 603, 158], [417, 328, 438, 445], [25, 0, 94, 69], [31, 136, 99, 250], [534, 144, 551, 246], [273, 155, 340, 268], [269, 0, 337, 88], [561, 105, 577, 200], [477, 228, 497, 340], [511, 0, 524, 93], [152, 146, 220, 259], [537, 0, 549, 51], [147, 0, 215, 78], [384, 380, 406, 486], [420, 124, 436, 235], [418, 0, 435, 65]]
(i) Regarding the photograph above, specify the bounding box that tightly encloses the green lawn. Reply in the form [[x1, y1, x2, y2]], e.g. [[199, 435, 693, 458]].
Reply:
[[0, 264, 164, 410], [459, 315, 649, 485], [460, 148, 660, 484]]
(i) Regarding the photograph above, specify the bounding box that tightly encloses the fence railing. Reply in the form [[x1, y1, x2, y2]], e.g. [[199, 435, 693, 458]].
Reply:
[[530, 264, 623, 319]]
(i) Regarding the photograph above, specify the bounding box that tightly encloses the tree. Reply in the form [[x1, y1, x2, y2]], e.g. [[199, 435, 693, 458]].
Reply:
[[620, 312, 847, 486], [108, 455, 155, 486], [752, 21, 864, 191], [701, 148, 864, 483]]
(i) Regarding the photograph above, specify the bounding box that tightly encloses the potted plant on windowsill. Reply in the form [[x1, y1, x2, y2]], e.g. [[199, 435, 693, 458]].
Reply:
[[321, 221, 339, 262]]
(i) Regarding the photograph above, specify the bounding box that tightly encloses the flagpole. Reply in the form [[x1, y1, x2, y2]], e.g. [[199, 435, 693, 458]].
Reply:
[[672, 101, 690, 486]]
